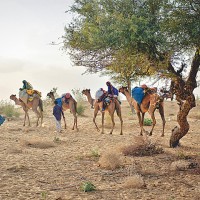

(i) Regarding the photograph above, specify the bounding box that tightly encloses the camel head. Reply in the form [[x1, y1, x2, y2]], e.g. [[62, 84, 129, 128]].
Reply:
[[118, 86, 129, 95], [82, 89, 90, 95], [10, 94, 17, 101], [47, 91, 54, 99]]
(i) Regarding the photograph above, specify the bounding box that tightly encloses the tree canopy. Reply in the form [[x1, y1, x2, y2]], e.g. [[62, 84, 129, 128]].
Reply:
[[63, 0, 200, 147]]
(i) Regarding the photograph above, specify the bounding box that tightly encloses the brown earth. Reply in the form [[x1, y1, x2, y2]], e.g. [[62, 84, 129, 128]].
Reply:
[[0, 100, 200, 200]]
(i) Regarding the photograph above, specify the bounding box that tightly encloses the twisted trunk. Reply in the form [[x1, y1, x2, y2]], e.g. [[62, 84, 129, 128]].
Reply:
[[169, 48, 200, 147]]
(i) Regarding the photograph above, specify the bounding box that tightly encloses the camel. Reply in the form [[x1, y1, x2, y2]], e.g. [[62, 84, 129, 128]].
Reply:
[[119, 86, 166, 137], [10, 94, 43, 126], [47, 91, 78, 131], [82, 89, 94, 108], [82, 89, 123, 135]]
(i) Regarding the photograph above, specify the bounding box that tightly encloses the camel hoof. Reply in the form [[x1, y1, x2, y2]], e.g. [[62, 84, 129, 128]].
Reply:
[[101, 132, 104, 134], [120, 133, 123, 135], [161, 134, 164, 137], [109, 132, 112, 135]]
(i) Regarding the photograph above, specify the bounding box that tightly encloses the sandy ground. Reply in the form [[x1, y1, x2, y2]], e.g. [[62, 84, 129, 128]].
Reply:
[[0, 100, 200, 200]]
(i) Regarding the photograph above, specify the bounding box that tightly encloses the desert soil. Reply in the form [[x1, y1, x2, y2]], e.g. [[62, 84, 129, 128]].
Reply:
[[0, 100, 199, 200]]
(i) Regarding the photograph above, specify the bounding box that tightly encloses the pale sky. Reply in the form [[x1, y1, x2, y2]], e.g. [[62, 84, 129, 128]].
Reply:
[[0, 0, 199, 102], [0, 0, 109, 101]]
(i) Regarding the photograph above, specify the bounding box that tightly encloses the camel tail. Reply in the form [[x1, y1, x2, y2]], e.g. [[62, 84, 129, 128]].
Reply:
[[39, 99, 43, 112]]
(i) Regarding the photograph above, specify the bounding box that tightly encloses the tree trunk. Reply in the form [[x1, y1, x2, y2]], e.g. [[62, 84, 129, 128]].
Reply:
[[169, 48, 200, 147], [127, 79, 135, 114]]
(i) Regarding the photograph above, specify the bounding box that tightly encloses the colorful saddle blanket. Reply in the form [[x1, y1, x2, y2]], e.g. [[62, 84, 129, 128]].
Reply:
[[131, 87, 145, 105]]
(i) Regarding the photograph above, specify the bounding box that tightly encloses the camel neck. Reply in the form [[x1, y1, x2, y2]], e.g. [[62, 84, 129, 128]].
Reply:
[[124, 91, 132, 104], [86, 93, 93, 106], [13, 98, 21, 105]]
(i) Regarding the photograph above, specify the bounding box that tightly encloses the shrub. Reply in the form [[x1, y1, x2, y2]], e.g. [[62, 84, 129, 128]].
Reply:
[[0, 101, 20, 118], [72, 89, 86, 116], [80, 181, 96, 192], [143, 118, 152, 126], [121, 137, 163, 157], [98, 151, 123, 170], [122, 174, 146, 189], [76, 103, 85, 116]]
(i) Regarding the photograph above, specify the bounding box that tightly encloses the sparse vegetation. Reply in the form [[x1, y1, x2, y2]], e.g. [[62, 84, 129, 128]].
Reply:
[[90, 148, 100, 158], [121, 137, 164, 157], [122, 174, 146, 189], [143, 118, 152, 126], [80, 181, 96, 192], [0, 101, 20, 118], [76, 103, 85, 116], [98, 151, 123, 170], [72, 88, 86, 115]]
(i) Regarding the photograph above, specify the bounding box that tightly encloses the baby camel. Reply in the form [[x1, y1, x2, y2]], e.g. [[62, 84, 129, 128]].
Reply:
[[47, 91, 78, 131], [119, 86, 165, 136], [10, 94, 43, 126], [82, 89, 123, 135]]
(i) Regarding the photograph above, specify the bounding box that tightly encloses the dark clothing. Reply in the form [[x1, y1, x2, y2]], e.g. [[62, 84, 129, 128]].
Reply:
[[53, 105, 63, 121], [0, 115, 5, 126], [107, 85, 119, 96]]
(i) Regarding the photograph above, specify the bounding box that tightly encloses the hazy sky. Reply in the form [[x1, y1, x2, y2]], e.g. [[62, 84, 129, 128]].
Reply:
[[0, 0, 199, 102], [0, 0, 110, 101]]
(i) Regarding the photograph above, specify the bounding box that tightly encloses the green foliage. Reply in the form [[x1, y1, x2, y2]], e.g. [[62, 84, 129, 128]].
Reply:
[[143, 118, 152, 126], [41, 191, 47, 200], [80, 181, 96, 192], [76, 103, 86, 116], [91, 148, 100, 158], [0, 101, 20, 118], [72, 88, 86, 116]]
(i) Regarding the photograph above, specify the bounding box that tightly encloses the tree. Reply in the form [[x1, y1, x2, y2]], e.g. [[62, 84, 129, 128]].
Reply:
[[63, 0, 200, 147]]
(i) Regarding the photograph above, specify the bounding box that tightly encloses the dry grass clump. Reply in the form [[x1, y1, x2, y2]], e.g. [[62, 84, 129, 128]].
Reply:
[[20, 138, 56, 149], [7, 164, 29, 172], [122, 174, 146, 189], [170, 160, 198, 171], [121, 136, 163, 157], [98, 151, 123, 170]]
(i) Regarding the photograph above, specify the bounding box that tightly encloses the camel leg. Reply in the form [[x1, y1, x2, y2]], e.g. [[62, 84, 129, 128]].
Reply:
[[158, 103, 166, 137], [63, 114, 67, 129], [35, 110, 40, 127], [71, 112, 78, 131], [109, 113, 115, 135], [23, 112, 26, 126], [73, 114, 78, 131], [137, 112, 145, 135], [101, 112, 105, 134], [115, 103, 123, 135], [148, 107, 156, 136], [93, 108, 100, 132]]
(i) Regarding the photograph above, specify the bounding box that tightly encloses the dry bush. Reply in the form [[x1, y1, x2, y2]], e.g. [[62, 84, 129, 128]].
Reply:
[[98, 151, 123, 170], [122, 174, 146, 189], [20, 138, 56, 149], [121, 136, 164, 157], [170, 160, 198, 171], [7, 164, 29, 172]]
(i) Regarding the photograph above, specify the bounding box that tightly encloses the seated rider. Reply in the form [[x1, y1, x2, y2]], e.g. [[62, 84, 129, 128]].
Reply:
[[20, 80, 33, 91], [95, 88, 107, 112], [106, 81, 121, 105], [106, 81, 119, 98]]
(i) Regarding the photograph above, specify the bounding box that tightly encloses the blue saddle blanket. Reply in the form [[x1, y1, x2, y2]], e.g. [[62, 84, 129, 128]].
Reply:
[[55, 98, 62, 107], [0, 115, 5, 126], [131, 87, 145, 105]]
